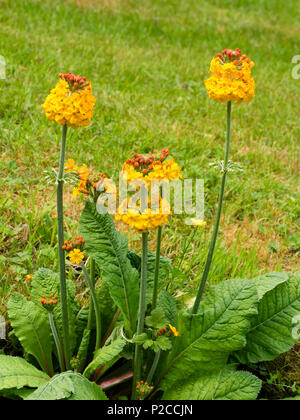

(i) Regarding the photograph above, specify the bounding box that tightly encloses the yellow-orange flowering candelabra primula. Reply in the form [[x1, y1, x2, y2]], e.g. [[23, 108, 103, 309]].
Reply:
[[41, 72, 96, 128], [116, 198, 170, 232], [116, 149, 181, 232], [204, 48, 255, 104], [64, 159, 107, 199]]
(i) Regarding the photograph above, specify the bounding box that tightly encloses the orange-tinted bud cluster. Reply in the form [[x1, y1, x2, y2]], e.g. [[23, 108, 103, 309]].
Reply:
[[126, 149, 170, 175], [136, 380, 154, 399], [58, 72, 91, 92], [62, 235, 86, 252], [40, 294, 58, 311], [158, 327, 167, 336], [217, 48, 251, 65], [88, 171, 107, 189]]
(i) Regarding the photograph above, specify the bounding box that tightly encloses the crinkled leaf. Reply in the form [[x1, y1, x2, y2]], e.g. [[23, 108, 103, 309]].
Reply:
[[156, 279, 258, 391], [26, 372, 107, 400], [84, 338, 126, 379], [31, 268, 78, 353], [79, 201, 139, 335], [249, 272, 289, 300], [235, 273, 300, 364], [7, 294, 54, 376], [163, 366, 262, 400], [156, 336, 172, 351], [0, 356, 49, 392], [145, 308, 168, 330], [157, 291, 178, 327]]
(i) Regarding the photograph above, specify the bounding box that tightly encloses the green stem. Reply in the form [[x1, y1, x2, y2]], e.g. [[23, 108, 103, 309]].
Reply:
[[81, 263, 101, 351], [49, 312, 65, 372], [87, 258, 96, 331], [57, 124, 70, 369], [152, 226, 162, 310], [146, 349, 161, 385], [132, 232, 149, 400], [192, 101, 232, 314]]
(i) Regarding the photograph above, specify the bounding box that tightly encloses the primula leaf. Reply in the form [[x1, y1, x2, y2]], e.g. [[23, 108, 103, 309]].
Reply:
[[235, 272, 300, 364], [31, 268, 78, 354], [26, 372, 108, 400], [248, 272, 289, 300], [157, 290, 178, 327], [156, 279, 258, 391], [7, 293, 54, 376], [83, 338, 126, 380], [79, 201, 139, 336], [156, 336, 172, 351], [163, 366, 262, 400], [0, 355, 49, 392], [145, 308, 168, 330]]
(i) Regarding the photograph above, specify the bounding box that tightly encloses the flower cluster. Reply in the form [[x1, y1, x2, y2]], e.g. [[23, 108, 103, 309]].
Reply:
[[69, 249, 85, 265], [41, 73, 96, 128], [136, 380, 154, 399], [62, 235, 86, 252], [117, 150, 181, 232], [64, 159, 108, 200], [40, 294, 58, 311], [204, 48, 255, 104], [116, 198, 170, 232], [122, 149, 181, 183], [24, 274, 34, 284]]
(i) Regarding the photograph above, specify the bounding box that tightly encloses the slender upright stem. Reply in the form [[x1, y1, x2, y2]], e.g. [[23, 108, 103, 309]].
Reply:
[[132, 232, 149, 400], [81, 263, 101, 351], [152, 226, 162, 310], [49, 312, 65, 372], [87, 258, 96, 331], [57, 124, 70, 369], [146, 349, 161, 385], [192, 101, 232, 314]]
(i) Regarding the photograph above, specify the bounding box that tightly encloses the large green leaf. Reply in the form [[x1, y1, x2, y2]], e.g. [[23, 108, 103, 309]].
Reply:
[[235, 273, 300, 364], [249, 272, 289, 300], [84, 338, 126, 379], [25, 372, 108, 400], [0, 356, 49, 392], [31, 268, 78, 354], [79, 200, 139, 335], [163, 366, 262, 400], [157, 290, 178, 328], [7, 293, 54, 376], [156, 279, 258, 391]]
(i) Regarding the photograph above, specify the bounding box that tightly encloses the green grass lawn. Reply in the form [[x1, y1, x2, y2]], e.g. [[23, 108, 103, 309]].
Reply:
[[0, 0, 299, 311]]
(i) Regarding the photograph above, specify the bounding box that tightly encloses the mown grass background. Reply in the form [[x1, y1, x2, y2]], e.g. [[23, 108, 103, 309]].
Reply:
[[0, 0, 299, 392]]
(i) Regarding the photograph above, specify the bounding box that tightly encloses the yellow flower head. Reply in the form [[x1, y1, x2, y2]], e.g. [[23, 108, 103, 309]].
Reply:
[[169, 324, 180, 336], [204, 49, 255, 104], [41, 72, 96, 128], [122, 149, 181, 186], [69, 248, 84, 264], [116, 198, 170, 232], [24, 274, 34, 284], [64, 159, 78, 173]]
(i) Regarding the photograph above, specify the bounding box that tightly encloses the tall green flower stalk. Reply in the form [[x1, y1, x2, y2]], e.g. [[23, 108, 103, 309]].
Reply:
[[132, 232, 149, 400], [48, 312, 65, 372], [192, 101, 232, 314], [152, 226, 162, 310], [57, 124, 71, 369], [81, 262, 101, 351]]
